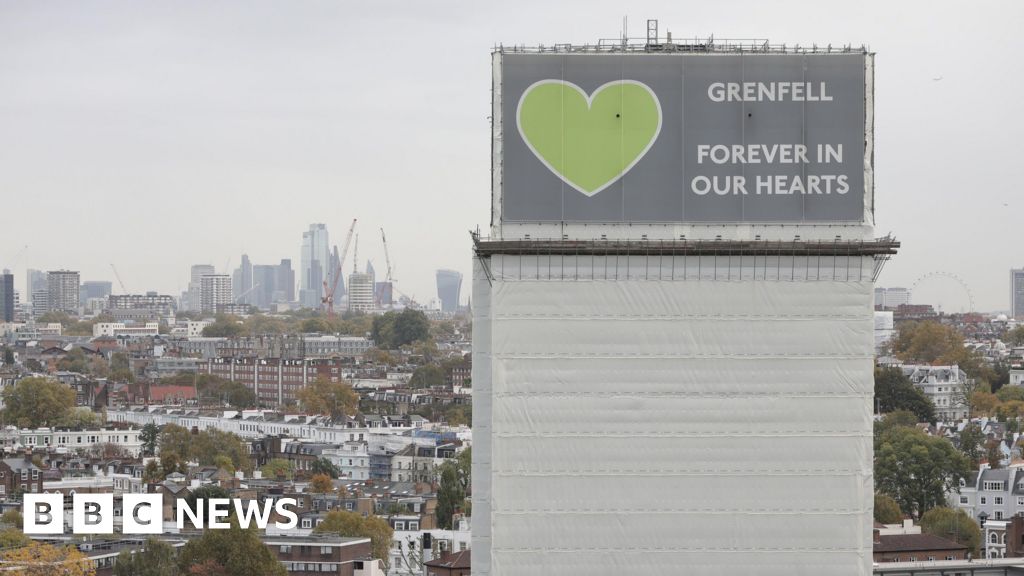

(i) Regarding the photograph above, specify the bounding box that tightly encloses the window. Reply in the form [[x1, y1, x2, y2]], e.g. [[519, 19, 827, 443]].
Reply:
[[991, 533, 999, 544], [996, 497, 1004, 505], [996, 511, 1005, 520], [961, 496, 969, 504], [409, 521, 419, 531], [280, 545, 291, 553], [394, 521, 405, 530], [1018, 497, 1024, 506], [301, 519, 312, 529], [981, 497, 988, 505], [946, 556, 955, 561], [984, 481, 1005, 491]]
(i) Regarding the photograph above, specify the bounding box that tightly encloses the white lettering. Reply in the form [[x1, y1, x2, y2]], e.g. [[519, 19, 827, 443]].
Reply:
[[707, 82, 834, 102]]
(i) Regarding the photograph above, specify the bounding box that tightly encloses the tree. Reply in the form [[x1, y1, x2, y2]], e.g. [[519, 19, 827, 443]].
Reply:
[[314, 511, 393, 572], [140, 423, 160, 456], [296, 377, 358, 419], [24, 358, 44, 372], [2, 377, 76, 428], [997, 386, 1024, 403], [183, 485, 231, 521], [971, 392, 1000, 417], [1, 509, 23, 529], [2, 347, 13, 366], [143, 460, 164, 484], [408, 365, 444, 389], [371, 310, 430, 349], [920, 507, 982, 555], [56, 407, 104, 429], [300, 318, 330, 334], [178, 518, 286, 576], [114, 537, 177, 576], [308, 473, 333, 494], [875, 425, 969, 518], [0, 542, 95, 576], [436, 462, 466, 530], [986, 439, 1004, 469], [958, 423, 986, 469], [893, 321, 968, 365], [1007, 326, 1024, 346], [874, 367, 935, 422], [260, 458, 293, 480], [0, 528, 28, 549], [190, 429, 252, 473], [874, 493, 903, 524], [201, 318, 243, 338], [159, 424, 192, 462], [110, 352, 134, 383], [310, 458, 340, 479]]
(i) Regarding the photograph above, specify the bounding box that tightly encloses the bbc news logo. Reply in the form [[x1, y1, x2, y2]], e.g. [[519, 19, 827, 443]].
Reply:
[[24, 494, 299, 535]]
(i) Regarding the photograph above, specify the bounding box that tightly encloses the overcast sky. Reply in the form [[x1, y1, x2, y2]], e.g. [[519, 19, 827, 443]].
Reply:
[[2, 1, 1022, 312]]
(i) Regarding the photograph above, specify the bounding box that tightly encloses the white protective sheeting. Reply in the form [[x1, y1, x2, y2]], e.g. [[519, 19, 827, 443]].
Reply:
[[472, 256, 875, 575]]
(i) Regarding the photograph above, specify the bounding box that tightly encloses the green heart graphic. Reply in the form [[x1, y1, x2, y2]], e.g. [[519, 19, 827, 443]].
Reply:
[[516, 79, 662, 196]]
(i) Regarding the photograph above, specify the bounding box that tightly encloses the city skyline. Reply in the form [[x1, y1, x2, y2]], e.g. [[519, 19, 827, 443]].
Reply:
[[2, 1, 1023, 311]]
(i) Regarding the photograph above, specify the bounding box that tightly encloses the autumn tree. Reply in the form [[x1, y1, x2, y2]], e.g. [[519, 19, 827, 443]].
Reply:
[[296, 377, 358, 419], [436, 463, 465, 530], [308, 473, 333, 493], [158, 425, 251, 473], [1, 509, 23, 529], [178, 518, 286, 576], [1, 542, 95, 576], [314, 511, 393, 571], [2, 377, 76, 428], [0, 528, 28, 549], [920, 507, 982, 555], [892, 321, 967, 365], [874, 493, 903, 524]]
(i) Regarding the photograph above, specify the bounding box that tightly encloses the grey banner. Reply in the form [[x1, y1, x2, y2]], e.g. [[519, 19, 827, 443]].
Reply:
[[499, 52, 867, 223]]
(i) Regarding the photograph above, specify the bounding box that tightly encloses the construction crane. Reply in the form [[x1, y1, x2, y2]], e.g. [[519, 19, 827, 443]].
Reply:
[[110, 264, 128, 294], [380, 228, 394, 283], [321, 218, 357, 316], [378, 229, 417, 308], [235, 282, 260, 303]]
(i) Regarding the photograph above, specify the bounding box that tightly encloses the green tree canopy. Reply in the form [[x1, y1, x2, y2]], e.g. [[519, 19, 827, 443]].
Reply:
[[114, 537, 177, 576], [874, 366, 935, 422], [201, 317, 244, 337], [260, 458, 293, 480], [158, 424, 252, 473], [314, 511, 393, 572], [874, 493, 904, 524], [408, 365, 444, 389], [178, 518, 286, 576], [920, 507, 982, 555], [2, 377, 76, 428], [371, 309, 430, 349], [958, 423, 986, 469], [875, 425, 970, 518], [140, 423, 160, 456], [310, 457, 340, 479]]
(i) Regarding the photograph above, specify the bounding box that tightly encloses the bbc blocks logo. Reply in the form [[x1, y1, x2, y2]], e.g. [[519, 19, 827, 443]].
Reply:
[[24, 494, 299, 534]]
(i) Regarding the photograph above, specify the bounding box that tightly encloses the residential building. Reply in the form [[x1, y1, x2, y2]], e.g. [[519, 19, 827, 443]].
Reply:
[[0, 428, 144, 457], [268, 535, 379, 576], [424, 550, 471, 576], [348, 273, 374, 313], [186, 264, 216, 311], [108, 293, 175, 312], [0, 456, 43, 498], [47, 270, 80, 313], [200, 274, 232, 313], [903, 364, 970, 421], [875, 287, 911, 310], [0, 270, 13, 322], [872, 530, 968, 563], [435, 270, 461, 313], [322, 442, 371, 480]]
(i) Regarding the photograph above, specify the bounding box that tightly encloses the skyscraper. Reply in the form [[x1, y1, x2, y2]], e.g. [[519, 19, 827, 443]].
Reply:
[[47, 270, 80, 313], [80, 281, 113, 306], [1012, 269, 1024, 319], [200, 274, 232, 313], [233, 254, 253, 305], [277, 259, 295, 303], [25, 269, 46, 303], [436, 269, 462, 312], [300, 224, 330, 308], [0, 270, 13, 322], [187, 264, 216, 312]]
